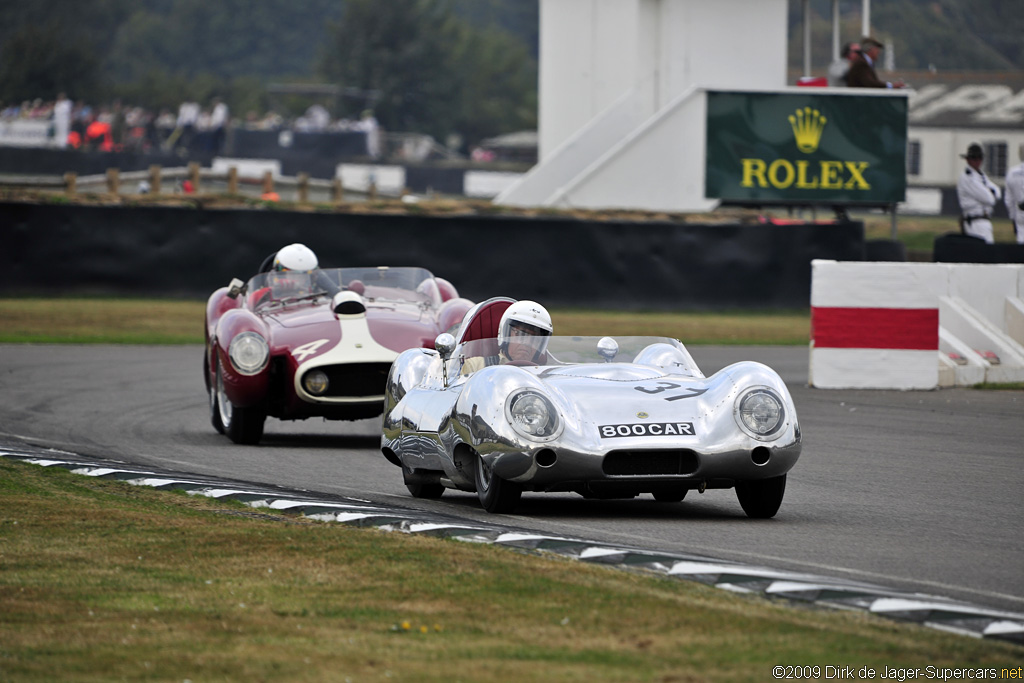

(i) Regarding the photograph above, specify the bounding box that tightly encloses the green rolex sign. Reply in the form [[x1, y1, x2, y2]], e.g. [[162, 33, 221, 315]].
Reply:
[[705, 90, 908, 204]]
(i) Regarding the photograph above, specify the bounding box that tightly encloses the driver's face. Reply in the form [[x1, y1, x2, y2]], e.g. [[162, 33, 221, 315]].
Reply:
[[506, 322, 546, 362], [270, 271, 310, 298], [507, 338, 535, 362]]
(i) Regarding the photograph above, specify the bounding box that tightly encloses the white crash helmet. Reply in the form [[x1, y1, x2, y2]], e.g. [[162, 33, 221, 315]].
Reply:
[[273, 243, 318, 272], [498, 300, 553, 359]]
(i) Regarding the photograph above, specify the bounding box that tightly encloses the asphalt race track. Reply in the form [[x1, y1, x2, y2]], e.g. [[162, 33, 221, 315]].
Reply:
[[1, 344, 1021, 616]]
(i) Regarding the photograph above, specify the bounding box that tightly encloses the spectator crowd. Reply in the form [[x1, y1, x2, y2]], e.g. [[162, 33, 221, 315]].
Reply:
[[0, 95, 381, 157]]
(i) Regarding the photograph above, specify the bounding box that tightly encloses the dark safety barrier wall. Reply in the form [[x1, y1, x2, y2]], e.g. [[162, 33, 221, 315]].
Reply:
[[933, 232, 1024, 263], [2, 202, 865, 309], [0, 147, 201, 176]]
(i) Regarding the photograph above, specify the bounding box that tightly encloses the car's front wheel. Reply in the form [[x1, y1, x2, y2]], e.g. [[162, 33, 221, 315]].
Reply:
[[475, 453, 522, 514], [215, 357, 266, 445], [206, 350, 225, 434], [735, 474, 786, 519]]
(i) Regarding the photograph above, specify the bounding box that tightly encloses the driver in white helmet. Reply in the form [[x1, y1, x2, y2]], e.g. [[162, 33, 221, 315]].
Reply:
[[461, 300, 553, 375], [266, 243, 318, 298], [255, 243, 338, 301], [258, 243, 319, 273]]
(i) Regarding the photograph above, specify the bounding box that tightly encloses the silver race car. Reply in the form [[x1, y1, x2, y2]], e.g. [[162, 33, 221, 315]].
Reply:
[[381, 297, 801, 516]]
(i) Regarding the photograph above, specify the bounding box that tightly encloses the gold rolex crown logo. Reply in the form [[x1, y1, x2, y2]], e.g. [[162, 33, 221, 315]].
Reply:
[[788, 107, 827, 153]]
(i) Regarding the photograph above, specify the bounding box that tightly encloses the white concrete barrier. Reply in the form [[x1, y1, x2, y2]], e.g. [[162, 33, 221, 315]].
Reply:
[[211, 157, 282, 179], [810, 261, 1024, 389], [337, 164, 405, 196], [464, 170, 523, 198]]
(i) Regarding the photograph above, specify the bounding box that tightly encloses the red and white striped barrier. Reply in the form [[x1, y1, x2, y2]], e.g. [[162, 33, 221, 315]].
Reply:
[[810, 261, 1024, 389], [810, 261, 941, 389]]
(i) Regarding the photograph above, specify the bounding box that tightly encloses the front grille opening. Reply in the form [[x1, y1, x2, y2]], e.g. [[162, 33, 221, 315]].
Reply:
[[602, 450, 699, 476], [306, 363, 392, 398]]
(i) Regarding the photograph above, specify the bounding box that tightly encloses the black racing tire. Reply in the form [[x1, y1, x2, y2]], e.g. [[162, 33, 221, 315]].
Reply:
[[652, 490, 687, 503], [206, 350, 225, 434], [216, 357, 266, 445], [406, 482, 445, 499], [735, 474, 787, 519], [474, 453, 522, 514]]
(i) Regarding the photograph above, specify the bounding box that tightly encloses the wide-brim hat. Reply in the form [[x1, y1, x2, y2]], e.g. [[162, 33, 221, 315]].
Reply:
[[960, 143, 984, 159]]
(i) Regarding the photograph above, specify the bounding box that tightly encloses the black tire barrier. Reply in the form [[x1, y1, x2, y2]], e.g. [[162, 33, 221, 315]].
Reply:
[[864, 239, 907, 262], [1, 202, 865, 309], [933, 232, 1024, 264]]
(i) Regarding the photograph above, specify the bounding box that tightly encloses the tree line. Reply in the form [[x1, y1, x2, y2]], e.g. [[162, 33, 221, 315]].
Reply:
[[788, 0, 1024, 72], [1, 0, 1020, 151]]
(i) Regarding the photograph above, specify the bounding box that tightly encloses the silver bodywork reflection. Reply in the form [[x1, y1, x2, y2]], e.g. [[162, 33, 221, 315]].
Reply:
[[381, 333, 802, 514]]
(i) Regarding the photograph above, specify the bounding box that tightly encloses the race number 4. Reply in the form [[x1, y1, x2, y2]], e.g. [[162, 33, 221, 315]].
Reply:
[[292, 339, 330, 361]]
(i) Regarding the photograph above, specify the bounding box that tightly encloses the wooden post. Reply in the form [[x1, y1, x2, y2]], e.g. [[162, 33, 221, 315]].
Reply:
[[262, 171, 274, 196], [297, 172, 309, 203], [332, 177, 343, 204], [148, 165, 161, 195], [188, 162, 201, 193], [227, 166, 238, 194], [64, 172, 77, 197], [106, 168, 120, 196]]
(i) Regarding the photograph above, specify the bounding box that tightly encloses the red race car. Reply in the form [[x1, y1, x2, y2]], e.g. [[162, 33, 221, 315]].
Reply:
[[205, 265, 472, 444]]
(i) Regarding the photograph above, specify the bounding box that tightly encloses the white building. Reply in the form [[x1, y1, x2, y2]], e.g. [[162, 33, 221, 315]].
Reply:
[[496, 0, 791, 212], [904, 72, 1024, 187], [494, 0, 1021, 215]]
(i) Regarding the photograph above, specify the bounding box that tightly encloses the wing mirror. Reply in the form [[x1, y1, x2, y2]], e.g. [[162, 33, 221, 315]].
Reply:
[[597, 336, 619, 362], [435, 332, 456, 387], [226, 278, 246, 299], [435, 333, 456, 361]]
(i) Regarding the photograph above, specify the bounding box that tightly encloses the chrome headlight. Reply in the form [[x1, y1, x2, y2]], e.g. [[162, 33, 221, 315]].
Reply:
[[735, 387, 785, 440], [507, 390, 560, 440], [303, 369, 329, 395], [228, 332, 269, 375]]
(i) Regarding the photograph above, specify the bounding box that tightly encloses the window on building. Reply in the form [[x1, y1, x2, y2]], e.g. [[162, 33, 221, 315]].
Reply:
[[907, 140, 921, 176], [983, 142, 1007, 178]]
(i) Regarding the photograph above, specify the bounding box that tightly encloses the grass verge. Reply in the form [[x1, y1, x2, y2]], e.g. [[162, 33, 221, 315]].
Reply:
[[0, 458, 1018, 682], [0, 298, 811, 346]]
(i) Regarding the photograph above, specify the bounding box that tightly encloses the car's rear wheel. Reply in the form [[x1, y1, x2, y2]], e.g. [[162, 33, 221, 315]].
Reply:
[[216, 357, 266, 445], [735, 474, 786, 519], [474, 453, 522, 514], [406, 482, 445, 499], [403, 468, 445, 499]]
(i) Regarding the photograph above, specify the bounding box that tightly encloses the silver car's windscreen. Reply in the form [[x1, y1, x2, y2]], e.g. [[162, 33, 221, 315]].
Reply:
[[455, 336, 703, 376]]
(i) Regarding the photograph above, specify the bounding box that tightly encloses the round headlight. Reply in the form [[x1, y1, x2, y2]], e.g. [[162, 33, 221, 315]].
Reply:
[[507, 391, 560, 439], [303, 369, 329, 396], [228, 331, 269, 375], [735, 388, 785, 439]]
